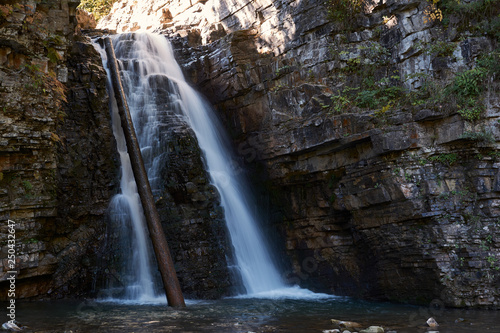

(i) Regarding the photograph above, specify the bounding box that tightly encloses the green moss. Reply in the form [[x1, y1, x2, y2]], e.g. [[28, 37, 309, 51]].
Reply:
[[47, 47, 62, 64]]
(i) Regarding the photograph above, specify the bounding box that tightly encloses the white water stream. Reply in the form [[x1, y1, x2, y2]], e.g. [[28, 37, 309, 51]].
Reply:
[[96, 32, 323, 301]]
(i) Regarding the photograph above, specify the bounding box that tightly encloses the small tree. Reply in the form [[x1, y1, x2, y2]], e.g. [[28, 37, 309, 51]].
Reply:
[[78, 0, 117, 21]]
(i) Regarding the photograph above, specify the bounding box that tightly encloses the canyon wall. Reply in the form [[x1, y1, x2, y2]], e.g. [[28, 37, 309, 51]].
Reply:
[[100, 0, 500, 307], [0, 0, 117, 298]]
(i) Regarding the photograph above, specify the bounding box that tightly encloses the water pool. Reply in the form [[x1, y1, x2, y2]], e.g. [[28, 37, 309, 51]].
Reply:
[[4, 296, 499, 332]]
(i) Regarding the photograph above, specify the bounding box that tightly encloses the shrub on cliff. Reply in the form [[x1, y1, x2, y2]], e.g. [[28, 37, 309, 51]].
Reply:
[[78, 0, 117, 21]]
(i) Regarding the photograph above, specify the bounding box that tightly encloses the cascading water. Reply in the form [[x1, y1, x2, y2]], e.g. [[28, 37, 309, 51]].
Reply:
[[96, 31, 305, 300], [95, 39, 160, 303]]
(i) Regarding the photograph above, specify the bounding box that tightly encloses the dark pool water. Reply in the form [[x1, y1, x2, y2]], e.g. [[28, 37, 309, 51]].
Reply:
[[3, 296, 499, 332]]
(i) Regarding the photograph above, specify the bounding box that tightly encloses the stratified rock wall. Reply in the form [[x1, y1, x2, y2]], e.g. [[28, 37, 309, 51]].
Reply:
[[0, 0, 118, 299], [155, 119, 233, 299], [100, 0, 500, 307]]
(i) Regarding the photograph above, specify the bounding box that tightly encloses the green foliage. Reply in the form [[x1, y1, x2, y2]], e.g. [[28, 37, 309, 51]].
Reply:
[[354, 77, 404, 110], [327, 76, 404, 114], [487, 256, 499, 270], [457, 104, 483, 121], [460, 130, 494, 143], [424, 40, 456, 57], [452, 67, 487, 98], [359, 43, 391, 65], [330, 93, 352, 114], [342, 57, 362, 73], [327, 0, 364, 30], [22, 180, 33, 196], [477, 49, 500, 78], [355, 87, 378, 108], [23, 63, 45, 90], [439, 0, 500, 39], [47, 47, 62, 64], [275, 65, 291, 76], [440, 0, 500, 21], [43, 35, 65, 64], [449, 67, 487, 121], [429, 153, 458, 165], [78, 0, 117, 21], [407, 75, 449, 109]]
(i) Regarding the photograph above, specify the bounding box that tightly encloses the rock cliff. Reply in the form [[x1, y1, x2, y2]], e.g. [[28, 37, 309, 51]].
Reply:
[[0, 0, 117, 298], [100, 0, 500, 308]]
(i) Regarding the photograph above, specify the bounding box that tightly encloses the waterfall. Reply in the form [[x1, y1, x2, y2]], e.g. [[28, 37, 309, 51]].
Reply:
[[95, 32, 287, 299], [95, 38, 160, 303]]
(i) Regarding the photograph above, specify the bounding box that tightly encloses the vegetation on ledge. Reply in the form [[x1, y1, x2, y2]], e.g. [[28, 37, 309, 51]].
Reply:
[[78, 0, 117, 21]]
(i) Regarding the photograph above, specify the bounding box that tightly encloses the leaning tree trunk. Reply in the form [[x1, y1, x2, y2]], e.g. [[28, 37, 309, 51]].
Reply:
[[104, 36, 185, 307]]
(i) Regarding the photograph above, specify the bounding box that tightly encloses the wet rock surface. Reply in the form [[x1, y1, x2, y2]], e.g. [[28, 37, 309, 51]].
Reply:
[[154, 117, 234, 299]]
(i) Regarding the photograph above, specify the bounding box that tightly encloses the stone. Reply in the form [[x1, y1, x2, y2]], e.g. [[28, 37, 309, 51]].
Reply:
[[427, 318, 439, 328], [360, 326, 384, 333], [76, 8, 96, 30], [330, 319, 363, 330]]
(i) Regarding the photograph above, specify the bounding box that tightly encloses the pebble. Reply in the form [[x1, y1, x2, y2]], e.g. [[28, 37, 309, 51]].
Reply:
[[427, 317, 439, 327], [1, 322, 23, 331], [360, 326, 384, 333], [331, 319, 363, 330]]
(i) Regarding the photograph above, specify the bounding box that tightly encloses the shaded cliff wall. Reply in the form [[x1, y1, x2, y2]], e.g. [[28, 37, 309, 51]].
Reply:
[[0, 0, 118, 298], [100, 0, 500, 307], [155, 119, 233, 299]]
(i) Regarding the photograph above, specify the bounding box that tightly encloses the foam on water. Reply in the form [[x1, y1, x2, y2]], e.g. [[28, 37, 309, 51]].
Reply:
[[233, 285, 338, 300]]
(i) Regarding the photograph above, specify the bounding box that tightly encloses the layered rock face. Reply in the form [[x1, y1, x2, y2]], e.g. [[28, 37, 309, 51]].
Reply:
[[0, 0, 118, 298], [100, 0, 500, 307], [155, 120, 233, 299]]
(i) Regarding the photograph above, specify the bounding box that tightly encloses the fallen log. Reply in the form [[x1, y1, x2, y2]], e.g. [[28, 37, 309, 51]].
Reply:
[[104, 36, 185, 307]]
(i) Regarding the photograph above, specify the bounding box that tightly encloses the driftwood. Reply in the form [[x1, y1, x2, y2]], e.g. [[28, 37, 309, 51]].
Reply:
[[104, 37, 185, 307]]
